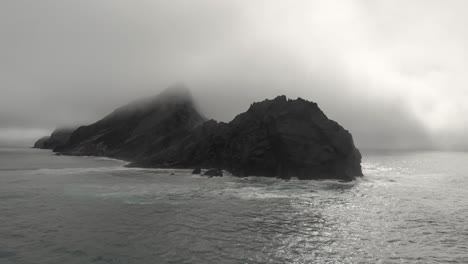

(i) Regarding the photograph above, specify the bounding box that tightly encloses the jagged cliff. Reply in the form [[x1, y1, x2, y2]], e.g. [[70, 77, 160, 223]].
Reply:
[[130, 95, 362, 180], [38, 86, 363, 180]]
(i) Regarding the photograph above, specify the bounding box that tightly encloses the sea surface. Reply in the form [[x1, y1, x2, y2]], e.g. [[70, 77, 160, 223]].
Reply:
[[0, 147, 467, 264]]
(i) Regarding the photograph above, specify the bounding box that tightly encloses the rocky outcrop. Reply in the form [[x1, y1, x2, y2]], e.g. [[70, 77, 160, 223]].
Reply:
[[46, 86, 362, 180], [203, 169, 223, 177], [130, 95, 362, 181], [33, 127, 76, 150], [49, 127, 76, 149], [55, 85, 207, 160], [33, 136, 51, 149]]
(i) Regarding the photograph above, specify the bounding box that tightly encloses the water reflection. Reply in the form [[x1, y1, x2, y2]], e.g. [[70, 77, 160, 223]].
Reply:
[[2, 149, 468, 263]]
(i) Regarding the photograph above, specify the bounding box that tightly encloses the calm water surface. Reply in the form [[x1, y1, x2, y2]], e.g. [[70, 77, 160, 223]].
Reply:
[[0, 148, 467, 263]]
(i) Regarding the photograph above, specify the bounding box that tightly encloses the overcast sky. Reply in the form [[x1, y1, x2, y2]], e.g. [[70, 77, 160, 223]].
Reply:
[[1, 0, 467, 149]]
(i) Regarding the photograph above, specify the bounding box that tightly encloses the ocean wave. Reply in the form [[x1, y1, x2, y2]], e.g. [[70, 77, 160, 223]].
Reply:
[[29, 166, 192, 176], [211, 177, 357, 201], [77, 155, 129, 165]]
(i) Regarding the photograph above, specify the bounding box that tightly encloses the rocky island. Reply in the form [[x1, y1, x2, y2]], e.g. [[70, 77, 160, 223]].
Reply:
[[35, 86, 363, 181]]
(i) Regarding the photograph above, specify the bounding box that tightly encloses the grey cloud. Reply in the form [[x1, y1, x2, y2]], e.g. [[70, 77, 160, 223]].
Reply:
[[0, 0, 466, 149]]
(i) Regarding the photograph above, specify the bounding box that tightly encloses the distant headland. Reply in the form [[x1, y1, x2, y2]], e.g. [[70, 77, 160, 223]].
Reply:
[[34, 86, 363, 181]]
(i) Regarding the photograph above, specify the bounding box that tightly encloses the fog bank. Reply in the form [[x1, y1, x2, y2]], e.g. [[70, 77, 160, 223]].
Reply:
[[1, 0, 467, 149]]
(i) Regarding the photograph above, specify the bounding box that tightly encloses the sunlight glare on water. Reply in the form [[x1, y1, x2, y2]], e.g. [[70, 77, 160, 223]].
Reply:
[[0, 148, 467, 263]]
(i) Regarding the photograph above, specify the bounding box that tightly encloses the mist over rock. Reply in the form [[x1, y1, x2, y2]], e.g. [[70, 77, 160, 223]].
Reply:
[[56, 85, 207, 160], [48, 85, 362, 180], [33, 127, 76, 150]]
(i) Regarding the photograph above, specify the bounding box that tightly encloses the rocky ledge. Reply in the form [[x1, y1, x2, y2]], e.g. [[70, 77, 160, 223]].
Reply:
[[36, 86, 363, 181]]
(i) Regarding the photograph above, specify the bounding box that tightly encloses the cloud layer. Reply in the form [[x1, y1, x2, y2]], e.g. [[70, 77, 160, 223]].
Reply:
[[1, 0, 467, 148]]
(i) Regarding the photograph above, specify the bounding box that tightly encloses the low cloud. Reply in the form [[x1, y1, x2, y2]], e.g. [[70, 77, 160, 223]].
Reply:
[[1, 0, 467, 149]]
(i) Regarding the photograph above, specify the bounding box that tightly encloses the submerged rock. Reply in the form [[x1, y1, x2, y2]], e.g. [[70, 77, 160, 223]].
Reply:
[[192, 167, 201, 174]]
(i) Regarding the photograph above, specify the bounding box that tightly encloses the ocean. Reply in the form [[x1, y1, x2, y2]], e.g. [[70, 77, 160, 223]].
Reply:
[[0, 147, 467, 264]]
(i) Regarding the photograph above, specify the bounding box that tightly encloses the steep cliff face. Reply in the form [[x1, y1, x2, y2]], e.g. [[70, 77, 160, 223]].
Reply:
[[130, 95, 363, 181], [57, 86, 207, 160], [222, 96, 363, 180]]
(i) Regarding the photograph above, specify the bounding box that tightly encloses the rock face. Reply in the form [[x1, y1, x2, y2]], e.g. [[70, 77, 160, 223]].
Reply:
[[33, 127, 76, 150], [49, 86, 362, 180], [130, 95, 362, 181], [203, 169, 223, 177], [56, 85, 207, 160], [33, 136, 51, 149]]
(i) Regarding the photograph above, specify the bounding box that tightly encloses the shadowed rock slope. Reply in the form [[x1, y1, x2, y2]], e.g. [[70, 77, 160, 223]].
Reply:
[[129, 95, 363, 181], [33, 136, 51, 149], [55, 86, 207, 160], [33, 127, 76, 149], [55, 86, 206, 160]]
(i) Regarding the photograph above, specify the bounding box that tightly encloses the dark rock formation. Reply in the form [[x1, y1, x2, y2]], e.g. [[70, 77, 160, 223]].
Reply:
[[33, 127, 76, 150], [56, 85, 207, 161], [192, 167, 201, 174], [49, 86, 362, 181], [49, 127, 76, 149], [130, 95, 362, 181], [33, 136, 51, 149], [203, 169, 223, 177]]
